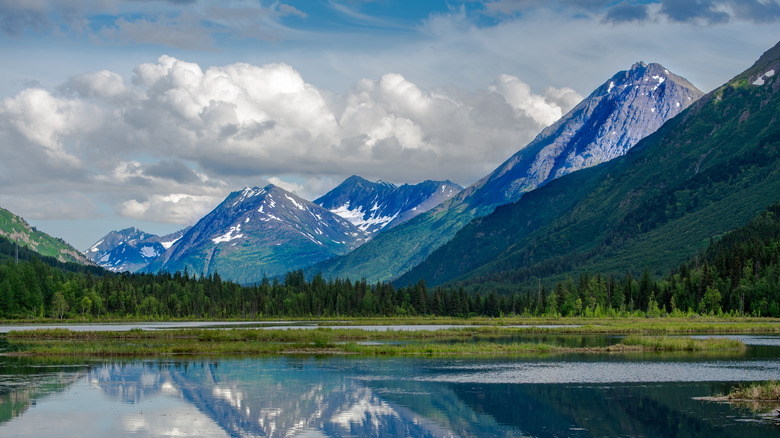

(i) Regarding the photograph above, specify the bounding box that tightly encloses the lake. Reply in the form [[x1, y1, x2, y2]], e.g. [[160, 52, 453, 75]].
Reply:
[[1, 334, 779, 437]]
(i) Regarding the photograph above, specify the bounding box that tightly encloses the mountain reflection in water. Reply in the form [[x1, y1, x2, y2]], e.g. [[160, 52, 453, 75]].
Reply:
[[89, 359, 477, 437], [1, 353, 779, 437]]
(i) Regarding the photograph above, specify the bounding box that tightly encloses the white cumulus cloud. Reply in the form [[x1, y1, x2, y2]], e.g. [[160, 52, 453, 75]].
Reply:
[[118, 193, 224, 225], [0, 55, 581, 226]]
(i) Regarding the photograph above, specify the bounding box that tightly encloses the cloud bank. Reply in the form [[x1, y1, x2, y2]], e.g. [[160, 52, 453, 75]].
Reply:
[[0, 56, 581, 225]]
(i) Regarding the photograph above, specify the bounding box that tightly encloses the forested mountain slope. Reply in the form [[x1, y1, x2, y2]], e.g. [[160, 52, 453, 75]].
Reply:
[[0, 207, 90, 265]]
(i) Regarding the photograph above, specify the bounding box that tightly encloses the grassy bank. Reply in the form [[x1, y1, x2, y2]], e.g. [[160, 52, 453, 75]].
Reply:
[[2, 327, 747, 357]]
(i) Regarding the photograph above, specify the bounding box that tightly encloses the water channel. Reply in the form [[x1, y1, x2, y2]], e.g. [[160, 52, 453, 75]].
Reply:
[[0, 332, 779, 437]]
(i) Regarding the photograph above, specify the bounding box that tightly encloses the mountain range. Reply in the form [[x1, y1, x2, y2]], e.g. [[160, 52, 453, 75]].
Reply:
[[396, 41, 780, 291], [307, 61, 704, 284], [87, 177, 461, 280]]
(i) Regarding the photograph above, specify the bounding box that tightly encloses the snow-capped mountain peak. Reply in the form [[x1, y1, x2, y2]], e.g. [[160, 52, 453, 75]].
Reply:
[[145, 184, 370, 283], [314, 176, 463, 234], [464, 61, 704, 210]]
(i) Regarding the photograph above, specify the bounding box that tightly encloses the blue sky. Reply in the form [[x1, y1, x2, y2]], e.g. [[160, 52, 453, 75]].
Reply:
[[1, 0, 779, 250]]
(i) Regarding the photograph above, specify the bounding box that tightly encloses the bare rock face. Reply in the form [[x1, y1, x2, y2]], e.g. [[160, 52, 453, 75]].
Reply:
[[466, 62, 704, 210]]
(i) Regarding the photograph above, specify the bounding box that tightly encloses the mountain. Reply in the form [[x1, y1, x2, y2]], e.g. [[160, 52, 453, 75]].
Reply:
[[308, 62, 703, 283], [397, 40, 780, 290], [147, 185, 369, 283], [0, 206, 90, 265], [314, 176, 463, 234], [464, 62, 703, 210], [0, 233, 106, 277], [85, 227, 187, 273]]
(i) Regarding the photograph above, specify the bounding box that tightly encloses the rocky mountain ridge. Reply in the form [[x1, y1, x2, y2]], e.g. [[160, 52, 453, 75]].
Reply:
[[314, 176, 462, 234]]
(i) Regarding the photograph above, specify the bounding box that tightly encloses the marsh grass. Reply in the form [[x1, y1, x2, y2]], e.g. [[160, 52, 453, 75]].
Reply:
[[618, 335, 746, 351], [2, 327, 749, 357]]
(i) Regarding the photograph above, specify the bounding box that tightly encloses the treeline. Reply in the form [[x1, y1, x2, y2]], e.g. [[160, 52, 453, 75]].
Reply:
[[505, 202, 780, 317], [0, 259, 504, 319], [0, 204, 779, 319]]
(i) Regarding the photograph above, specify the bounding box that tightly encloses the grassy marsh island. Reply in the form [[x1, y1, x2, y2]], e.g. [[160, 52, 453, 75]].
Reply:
[[727, 381, 780, 402], [1, 324, 748, 357]]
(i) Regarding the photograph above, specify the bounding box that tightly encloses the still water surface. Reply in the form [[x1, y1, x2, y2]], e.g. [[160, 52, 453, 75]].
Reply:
[[1, 335, 779, 437]]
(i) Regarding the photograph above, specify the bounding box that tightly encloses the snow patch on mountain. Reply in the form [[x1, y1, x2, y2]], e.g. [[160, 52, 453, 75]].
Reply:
[[160, 236, 182, 249], [284, 194, 304, 210], [212, 224, 244, 244], [333, 205, 400, 232], [329, 202, 400, 232], [754, 69, 775, 86], [140, 246, 158, 258]]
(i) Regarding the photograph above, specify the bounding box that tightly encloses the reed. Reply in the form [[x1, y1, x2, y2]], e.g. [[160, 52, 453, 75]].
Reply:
[[728, 381, 780, 401]]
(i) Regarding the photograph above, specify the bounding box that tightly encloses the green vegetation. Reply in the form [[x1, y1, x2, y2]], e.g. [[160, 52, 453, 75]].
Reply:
[[391, 202, 780, 319], [3, 327, 747, 357], [619, 334, 745, 351], [1, 200, 780, 320], [2, 206, 780, 321], [0, 234, 104, 276], [306, 196, 487, 285]]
